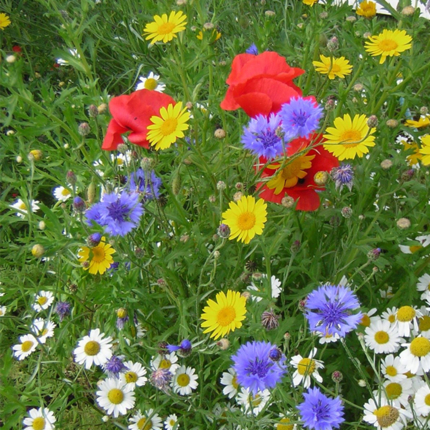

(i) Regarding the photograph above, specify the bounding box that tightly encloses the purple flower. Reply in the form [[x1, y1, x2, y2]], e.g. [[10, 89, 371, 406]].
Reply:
[[232, 341, 286, 395], [297, 387, 344, 430], [116, 315, 129, 330], [241, 113, 284, 159], [104, 355, 125, 376], [246, 43, 258, 55], [55, 301, 71, 321], [85, 192, 143, 236], [167, 339, 192, 356], [331, 164, 354, 191], [279, 97, 323, 140], [305, 284, 362, 338], [73, 196, 86, 212], [151, 368, 172, 391], [127, 168, 162, 200]]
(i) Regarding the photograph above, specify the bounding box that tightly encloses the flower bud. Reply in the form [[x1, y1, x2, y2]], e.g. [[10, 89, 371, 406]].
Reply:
[[396, 218, 411, 229], [135, 247, 145, 258], [214, 128, 226, 139], [217, 224, 231, 238], [216, 338, 230, 350], [345, 15, 357, 22], [87, 182, 97, 205], [281, 196, 295, 208], [380, 159, 393, 170], [331, 370, 343, 383], [29, 149, 43, 161], [265, 10, 275, 17], [314, 171, 329, 186], [38, 221, 46, 230], [6, 55, 16, 63], [73, 196, 86, 212], [233, 191, 243, 202], [87, 232, 102, 247], [324, 98, 335, 111], [367, 115, 378, 128], [78, 122, 90, 136], [291, 240, 301, 253], [269, 347, 283, 362], [261, 309, 280, 330], [16, 155, 22, 163], [386, 119, 398, 128], [31, 244, 45, 258], [66, 170, 77, 185], [88, 104, 99, 118], [341, 207, 353, 219], [400, 169, 414, 181], [327, 37, 338, 52], [401, 6, 415, 16], [117, 308, 127, 318], [367, 248, 381, 261], [97, 103, 108, 114], [117, 143, 128, 154], [420, 106, 429, 116], [217, 181, 226, 191]]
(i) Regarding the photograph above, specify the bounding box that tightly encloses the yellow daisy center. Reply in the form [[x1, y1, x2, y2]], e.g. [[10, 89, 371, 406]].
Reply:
[[232, 375, 239, 389], [379, 39, 398, 52], [91, 246, 107, 263], [409, 245, 422, 253], [374, 405, 399, 428], [177, 373, 190, 387], [41, 328, 48, 336], [428, 282, 430, 291], [388, 314, 396, 323], [298, 358, 316, 375], [125, 371, 138, 383], [237, 212, 256, 230], [137, 418, 152, 430], [32, 417, 46, 430], [385, 365, 397, 377], [61, 188, 71, 196], [159, 359, 172, 369], [84, 340, 100, 356], [37, 297, 48, 305], [144, 78, 158, 90], [331, 64, 341, 73], [217, 306, 236, 326], [107, 388, 124, 405], [404, 371, 415, 378], [397, 306, 415, 322], [360, 314, 371, 327], [410, 337, 430, 357], [158, 22, 176, 35], [374, 331, 389, 344], [339, 129, 362, 145], [19, 202, 27, 210], [251, 393, 262, 407], [277, 418, 294, 430], [160, 118, 178, 136], [425, 394, 430, 406], [385, 382, 402, 400], [21, 340, 34, 352], [419, 315, 430, 332]]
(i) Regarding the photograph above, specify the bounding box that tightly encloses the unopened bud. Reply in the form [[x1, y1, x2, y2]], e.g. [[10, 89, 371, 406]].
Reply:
[[268, 347, 283, 361], [346, 15, 357, 22], [367, 115, 378, 128], [66, 170, 77, 185], [275, 126, 285, 139], [97, 103, 108, 114], [213, 250, 220, 259], [6, 55, 16, 63], [185, 101, 193, 110], [216, 338, 230, 350], [265, 10, 275, 17], [252, 272, 263, 281], [380, 159, 393, 170], [209, 195, 216, 203], [386, 119, 398, 128], [332, 370, 343, 383], [16, 155, 23, 163], [420, 106, 429, 116], [216, 181, 226, 190], [140, 157, 153, 171], [78, 122, 90, 136], [81, 261, 90, 269], [214, 128, 226, 139], [341, 207, 353, 218], [117, 143, 128, 154], [217, 224, 231, 238], [38, 221, 46, 230], [117, 308, 127, 318], [87, 232, 102, 247], [401, 169, 414, 181], [367, 248, 381, 261], [88, 104, 98, 118], [358, 379, 366, 387], [135, 247, 145, 258], [314, 171, 329, 186], [261, 309, 280, 330], [291, 240, 301, 253], [29, 149, 43, 161], [31, 244, 45, 258], [73, 196, 86, 212], [327, 36, 338, 52], [241, 291, 251, 300], [281, 196, 295, 208], [325, 99, 335, 111], [87, 182, 97, 204], [203, 22, 214, 30], [401, 6, 415, 16], [396, 218, 411, 229], [233, 192, 243, 202]]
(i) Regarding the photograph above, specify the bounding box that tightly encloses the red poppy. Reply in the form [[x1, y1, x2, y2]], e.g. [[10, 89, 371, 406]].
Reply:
[[256, 135, 338, 211], [12, 46, 22, 53], [102, 90, 175, 151], [220, 51, 305, 118]]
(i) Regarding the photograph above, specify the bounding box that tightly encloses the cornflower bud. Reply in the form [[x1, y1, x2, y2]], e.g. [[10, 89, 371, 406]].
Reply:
[[88, 104, 99, 118], [327, 36, 338, 52], [386, 119, 398, 128], [214, 128, 226, 139], [367, 115, 378, 128], [87, 232, 102, 247], [217, 181, 226, 190], [380, 159, 393, 170], [217, 224, 231, 238], [341, 207, 353, 219], [78, 122, 90, 136], [66, 170, 77, 185], [281, 196, 295, 208], [396, 218, 411, 229], [332, 370, 343, 383], [73, 196, 86, 212]]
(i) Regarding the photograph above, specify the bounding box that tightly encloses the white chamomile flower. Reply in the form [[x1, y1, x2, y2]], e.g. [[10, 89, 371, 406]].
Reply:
[[236, 387, 270, 416], [10, 198, 40, 218], [396, 305, 421, 337], [74, 328, 113, 369], [417, 273, 430, 301], [363, 397, 411, 430], [220, 367, 239, 399], [150, 352, 179, 374], [400, 336, 430, 374], [290, 348, 324, 388], [359, 308, 379, 328], [53, 186, 72, 202], [247, 275, 282, 302], [381, 354, 407, 382], [31, 318, 56, 344], [316, 331, 341, 344], [136, 72, 166, 92], [96, 377, 135, 418], [13, 334, 38, 360], [110, 151, 132, 169], [172, 365, 198, 395], [128, 409, 163, 430], [364, 319, 403, 354], [399, 235, 430, 254], [414, 384, 430, 417], [376, 379, 414, 408], [121, 360, 147, 389], [413, 306, 430, 339], [164, 414, 179, 430], [0, 305, 6, 317], [381, 307, 398, 325], [23, 407, 56, 430], [32, 291, 55, 312]]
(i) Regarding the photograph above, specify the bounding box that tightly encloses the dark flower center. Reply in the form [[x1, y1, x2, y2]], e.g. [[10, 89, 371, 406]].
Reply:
[[257, 130, 280, 149], [319, 300, 348, 330], [245, 358, 272, 378], [313, 400, 331, 421], [293, 110, 310, 127], [107, 200, 130, 222]]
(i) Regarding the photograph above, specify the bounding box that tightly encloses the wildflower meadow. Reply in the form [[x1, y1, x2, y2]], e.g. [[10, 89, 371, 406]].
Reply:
[[2, 0, 430, 429]]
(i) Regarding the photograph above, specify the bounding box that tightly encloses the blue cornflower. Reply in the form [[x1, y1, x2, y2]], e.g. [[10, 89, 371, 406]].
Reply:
[[241, 113, 284, 159], [55, 301, 71, 321], [104, 355, 125, 376], [232, 341, 286, 395], [279, 97, 323, 140], [331, 164, 354, 191], [297, 387, 344, 430], [246, 43, 258, 55], [167, 339, 192, 356], [305, 284, 362, 338], [85, 192, 143, 236], [127, 168, 162, 200]]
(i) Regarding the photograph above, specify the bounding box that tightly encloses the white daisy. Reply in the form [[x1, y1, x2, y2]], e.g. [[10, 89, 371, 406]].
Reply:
[[363, 398, 411, 430], [135, 72, 166, 92], [379, 286, 394, 299], [376, 379, 414, 408], [364, 319, 403, 354], [53, 186, 72, 202], [74, 328, 113, 369], [396, 305, 421, 337], [164, 414, 179, 430], [121, 360, 147, 389], [172, 365, 198, 395], [290, 348, 324, 388], [110, 152, 132, 169], [128, 409, 163, 430], [236, 387, 270, 416], [150, 352, 179, 375], [316, 331, 341, 344], [10, 198, 40, 218], [23, 407, 56, 430], [381, 307, 398, 325], [399, 235, 430, 254], [381, 354, 407, 382], [220, 367, 239, 399], [359, 308, 379, 328], [13, 334, 38, 360], [417, 273, 430, 301], [247, 275, 282, 302], [31, 318, 56, 344], [413, 306, 430, 340], [414, 384, 430, 417], [406, 372, 426, 392], [32, 291, 55, 312], [96, 377, 135, 418], [399, 336, 430, 374], [0, 305, 6, 317]]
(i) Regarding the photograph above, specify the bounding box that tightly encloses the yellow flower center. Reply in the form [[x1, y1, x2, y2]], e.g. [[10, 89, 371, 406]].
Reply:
[[19, 202, 27, 210], [409, 245, 422, 253], [379, 39, 398, 52], [160, 118, 178, 136], [277, 417, 294, 430], [21, 340, 34, 352], [410, 337, 430, 357], [419, 315, 430, 332], [84, 340, 100, 356], [144, 78, 158, 90], [157, 22, 176, 35], [374, 405, 399, 428], [251, 393, 262, 407], [385, 382, 402, 400], [237, 212, 256, 230], [397, 306, 415, 322], [331, 64, 341, 73], [404, 371, 414, 378], [374, 331, 389, 344], [41, 328, 48, 336], [385, 365, 397, 377], [107, 388, 124, 404], [91, 245, 107, 263], [125, 371, 138, 383], [159, 359, 172, 369], [388, 314, 396, 323], [137, 417, 153, 430], [217, 306, 236, 326], [232, 375, 239, 389], [428, 282, 430, 291], [339, 129, 362, 145], [32, 417, 46, 430], [169, 418, 176, 425], [61, 188, 71, 196], [297, 358, 316, 376], [37, 297, 48, 305], [360, 314, 371, 327], [425, 394, 430, 406], [177, 373, 190, 387]]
